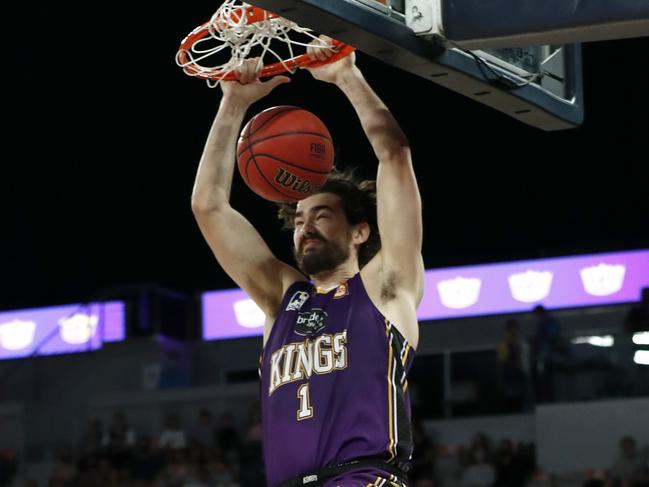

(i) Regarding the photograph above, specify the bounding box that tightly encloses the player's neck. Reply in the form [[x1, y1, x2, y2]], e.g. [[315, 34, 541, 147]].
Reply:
[[310, 264, 358, 292]]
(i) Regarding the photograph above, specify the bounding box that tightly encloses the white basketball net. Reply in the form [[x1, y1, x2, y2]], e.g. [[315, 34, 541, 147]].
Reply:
[[176, 0, 334, 87]]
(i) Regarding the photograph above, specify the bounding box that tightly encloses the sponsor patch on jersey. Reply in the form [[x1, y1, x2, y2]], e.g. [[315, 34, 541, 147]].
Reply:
[[333, 281, 349, 299], [294, 309, 327, 336], [286, 291, 309, 311]]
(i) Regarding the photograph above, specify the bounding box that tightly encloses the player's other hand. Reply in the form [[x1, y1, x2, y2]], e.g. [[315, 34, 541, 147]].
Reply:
[[303, 35, 358, 85], [221, 58, 290, 106]]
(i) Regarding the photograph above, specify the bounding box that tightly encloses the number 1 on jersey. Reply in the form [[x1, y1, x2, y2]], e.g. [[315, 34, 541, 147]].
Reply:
[[297, 383, 314, 420]]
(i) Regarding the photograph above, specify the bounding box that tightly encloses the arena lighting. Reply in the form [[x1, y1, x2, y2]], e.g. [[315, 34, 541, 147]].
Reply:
[[571, 335, 614, 347], [0, 301, 125, 360], [633, 332, 649, 345], [202, 249, 649, 341], [634, 350, 649, 365]]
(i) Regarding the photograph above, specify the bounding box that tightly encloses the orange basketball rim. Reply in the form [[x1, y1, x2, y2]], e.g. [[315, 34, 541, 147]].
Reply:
[[176, 0, 356, 84]]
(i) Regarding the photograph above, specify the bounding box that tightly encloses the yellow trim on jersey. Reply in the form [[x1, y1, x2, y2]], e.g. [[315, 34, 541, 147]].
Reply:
[[389, 474, 404, 486], [366, 478, 404, 487], [401, 342, 411, 366], [386, 333, 396, 461]]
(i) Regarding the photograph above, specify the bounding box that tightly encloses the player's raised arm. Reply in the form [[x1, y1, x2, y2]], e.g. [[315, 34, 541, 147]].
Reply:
[[305, 42, 424, 303], [339, 68, 423, 301], [191, 60, 305, 327]]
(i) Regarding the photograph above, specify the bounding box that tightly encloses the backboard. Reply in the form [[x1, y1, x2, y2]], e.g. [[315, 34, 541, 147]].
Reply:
[[247, 0, 583, 130], [249, 0, 585, 131]]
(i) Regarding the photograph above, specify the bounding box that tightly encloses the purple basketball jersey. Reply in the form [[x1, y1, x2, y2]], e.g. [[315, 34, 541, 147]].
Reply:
[[261, 273, 415, 487]]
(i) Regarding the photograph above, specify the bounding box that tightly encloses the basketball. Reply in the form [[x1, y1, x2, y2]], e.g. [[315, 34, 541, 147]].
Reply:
[[236, 106, 334, 203]]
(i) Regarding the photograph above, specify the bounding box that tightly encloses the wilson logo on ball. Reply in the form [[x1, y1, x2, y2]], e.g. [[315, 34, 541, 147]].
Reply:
[[275, 168, 313, 193]]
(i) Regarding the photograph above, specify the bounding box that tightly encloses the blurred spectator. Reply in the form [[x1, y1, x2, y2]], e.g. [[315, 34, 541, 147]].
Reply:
[[616, 287, 649, 396], [238, 405, 264, 487], [80, 418, 104, 455], [103, 410, 135, 449], [467, 432, 494, 465], [414, 477, 436, 487], [216, 412, 239, 455], [527, 471, 555, 487], [624, 288, 649, 333], [409, 417, 436, 482], [583, 469, 608, 487], [159, 449, 194, 486], [461, 446, 496, 487], [190, 409, 217, 450], [130, 436, 164, 484], [497, 318, 530, 412], [611, 310, 644, 396], [95, 456, 120, 486], [76, 452, 102, 485], [48, 448, 77, 486], [532, 305, 569, 402], [0, 449, 17, 487], [494, 439, 534, 487], [608, 436, 648, 487], [208, 458, 237, 486], [159, 413, 188, 450], [103, 410, 135, 471], [459, 433, 496, 487]]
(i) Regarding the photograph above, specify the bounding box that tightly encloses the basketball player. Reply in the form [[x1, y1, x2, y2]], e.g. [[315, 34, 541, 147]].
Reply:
[[191, 37, 424, 486]]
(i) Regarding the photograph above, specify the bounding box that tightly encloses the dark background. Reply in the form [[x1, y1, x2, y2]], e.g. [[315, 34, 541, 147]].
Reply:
[[2, 0, 648, 311]]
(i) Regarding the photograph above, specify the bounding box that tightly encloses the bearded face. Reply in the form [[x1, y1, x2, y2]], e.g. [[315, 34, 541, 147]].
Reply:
[[292, 192, 364, 276], [293, 229, 351, 275]]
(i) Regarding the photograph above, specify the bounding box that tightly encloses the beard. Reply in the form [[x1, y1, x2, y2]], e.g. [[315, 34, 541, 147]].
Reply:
[[294, 235, 350, 276]]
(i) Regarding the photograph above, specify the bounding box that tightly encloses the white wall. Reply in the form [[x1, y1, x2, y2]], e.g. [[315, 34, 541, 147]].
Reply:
[[426, 413, 535, 448], [536, 397, 649, 474]]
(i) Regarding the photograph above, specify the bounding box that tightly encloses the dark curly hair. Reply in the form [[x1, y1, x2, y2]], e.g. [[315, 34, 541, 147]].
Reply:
[[277, 169, 381, 269]]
